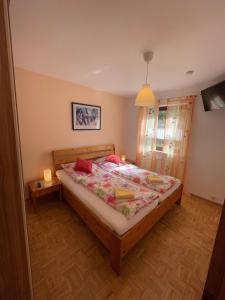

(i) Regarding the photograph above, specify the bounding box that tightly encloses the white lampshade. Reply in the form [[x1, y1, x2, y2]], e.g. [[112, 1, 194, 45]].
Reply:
[[43, 169, 52, 182], [135, 84, 156, 107]]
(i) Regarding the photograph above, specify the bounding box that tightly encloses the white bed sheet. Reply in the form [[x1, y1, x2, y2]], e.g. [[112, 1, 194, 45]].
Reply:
[[56, 170, 181, 236]]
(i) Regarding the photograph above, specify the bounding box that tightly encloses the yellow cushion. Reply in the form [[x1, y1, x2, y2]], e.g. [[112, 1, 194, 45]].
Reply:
[[147, 175, 163, 184], [115, 188, 135, 200]]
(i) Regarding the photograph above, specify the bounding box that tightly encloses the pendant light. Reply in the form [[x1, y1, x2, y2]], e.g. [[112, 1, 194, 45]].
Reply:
[[135, 51, 156, 106]]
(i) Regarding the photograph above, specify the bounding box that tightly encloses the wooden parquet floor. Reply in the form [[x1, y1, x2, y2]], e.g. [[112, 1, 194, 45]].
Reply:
[[26, 194, 222, 300]]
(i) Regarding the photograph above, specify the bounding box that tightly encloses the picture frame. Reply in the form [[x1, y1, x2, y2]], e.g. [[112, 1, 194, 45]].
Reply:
[[71, 102, 101, 130]]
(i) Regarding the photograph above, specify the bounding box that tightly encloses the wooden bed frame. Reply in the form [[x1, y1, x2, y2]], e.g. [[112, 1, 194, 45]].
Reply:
[[52, 144, 183, 274]]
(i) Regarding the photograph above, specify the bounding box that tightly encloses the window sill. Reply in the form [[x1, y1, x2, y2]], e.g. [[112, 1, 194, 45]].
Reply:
[[143, 150, 168, 157], [153, 150, 167, 154]]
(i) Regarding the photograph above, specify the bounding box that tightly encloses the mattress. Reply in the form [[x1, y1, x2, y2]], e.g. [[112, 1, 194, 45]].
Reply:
[[56, 170, 181, 236]]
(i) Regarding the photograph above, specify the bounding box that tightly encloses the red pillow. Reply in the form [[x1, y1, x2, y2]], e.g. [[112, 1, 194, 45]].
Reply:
[[74, 159, 92, 173], [105, 154, 121, 165]]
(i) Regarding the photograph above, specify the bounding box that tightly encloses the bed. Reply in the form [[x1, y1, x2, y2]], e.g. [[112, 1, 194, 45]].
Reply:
[[52, 144, 183, 274]]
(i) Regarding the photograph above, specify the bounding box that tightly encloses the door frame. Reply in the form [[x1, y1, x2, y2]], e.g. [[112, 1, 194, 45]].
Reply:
[[0, 0, 33, 299]]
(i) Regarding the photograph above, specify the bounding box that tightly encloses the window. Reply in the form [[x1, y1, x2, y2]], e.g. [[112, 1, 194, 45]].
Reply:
[[156, 106, 167, 151], [137, 96, 195, 178], [144, 105, 180, 155]]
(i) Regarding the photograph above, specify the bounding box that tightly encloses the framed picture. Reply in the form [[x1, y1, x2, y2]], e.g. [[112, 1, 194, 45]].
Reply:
[[72, 102, 101, 130]]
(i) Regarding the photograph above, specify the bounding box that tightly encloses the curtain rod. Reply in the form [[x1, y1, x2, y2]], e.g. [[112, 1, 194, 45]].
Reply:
[[155, 95, 199, 107], [159, 102, 190, 107], [158, 94, 199, 102]]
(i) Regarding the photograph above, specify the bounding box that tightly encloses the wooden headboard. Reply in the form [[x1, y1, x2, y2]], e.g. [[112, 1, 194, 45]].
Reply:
[[52, 144, 115, 171]]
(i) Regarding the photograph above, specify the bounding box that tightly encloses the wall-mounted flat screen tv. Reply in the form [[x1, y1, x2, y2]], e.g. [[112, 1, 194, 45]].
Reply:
[[201, 80, 225, 111]]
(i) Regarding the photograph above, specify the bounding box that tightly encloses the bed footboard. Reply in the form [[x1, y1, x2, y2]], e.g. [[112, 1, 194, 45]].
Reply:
[[61, 182, 183, 275]]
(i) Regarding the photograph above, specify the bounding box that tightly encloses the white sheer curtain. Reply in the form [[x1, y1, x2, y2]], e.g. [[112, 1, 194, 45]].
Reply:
[[136, 96, 196, 181]]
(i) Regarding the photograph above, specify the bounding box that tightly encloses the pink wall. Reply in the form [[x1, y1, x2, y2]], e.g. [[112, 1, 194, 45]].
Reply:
[[15, 68, 126, 184], [124, 97, 225, 205]]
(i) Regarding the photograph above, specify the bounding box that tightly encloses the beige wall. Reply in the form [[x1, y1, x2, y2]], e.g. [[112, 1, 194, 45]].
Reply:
[[124, 96, 225, 205], [184, 96, 225, 204], [15, 68, 126, 184], [123, 98, 139, 161]]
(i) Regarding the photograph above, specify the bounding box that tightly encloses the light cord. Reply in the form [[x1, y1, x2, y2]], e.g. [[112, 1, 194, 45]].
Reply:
[[145, 62, 149, 84]]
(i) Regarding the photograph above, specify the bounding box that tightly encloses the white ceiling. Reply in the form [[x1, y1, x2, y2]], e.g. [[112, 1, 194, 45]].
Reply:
[[10, 0, 225, 97]]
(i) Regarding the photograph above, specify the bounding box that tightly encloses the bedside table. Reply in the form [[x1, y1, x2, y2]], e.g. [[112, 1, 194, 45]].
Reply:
[[28, 177, 62, 212]]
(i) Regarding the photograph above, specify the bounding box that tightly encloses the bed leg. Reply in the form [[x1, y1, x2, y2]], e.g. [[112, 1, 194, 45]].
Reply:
[[110, 251, 121, 275], [110, 241, 122, 275], [177, 184, 183, 205], [176, 197, 181, 205]]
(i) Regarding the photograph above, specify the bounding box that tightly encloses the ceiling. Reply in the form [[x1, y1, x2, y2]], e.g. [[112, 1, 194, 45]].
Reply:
[[10, 0, 225, 97]]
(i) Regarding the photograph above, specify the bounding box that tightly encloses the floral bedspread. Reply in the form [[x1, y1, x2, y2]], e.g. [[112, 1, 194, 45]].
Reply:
[[96, 162, 178, 194], [61, 162, 159, 218]]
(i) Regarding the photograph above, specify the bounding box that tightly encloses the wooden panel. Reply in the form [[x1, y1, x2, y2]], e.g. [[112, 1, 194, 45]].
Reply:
[[218, 271, 225, 300], [0, 0, 32, 299], [203, 202, 225, 300], [53, 144, 115, 171]]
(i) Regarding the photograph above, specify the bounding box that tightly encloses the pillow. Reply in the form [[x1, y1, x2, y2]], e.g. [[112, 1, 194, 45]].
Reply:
[[74, 159, 92, 173], [105, 154, 121, 165]]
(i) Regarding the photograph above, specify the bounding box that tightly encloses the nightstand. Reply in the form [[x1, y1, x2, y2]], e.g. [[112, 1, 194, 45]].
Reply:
[[28, 177, 62, 212]]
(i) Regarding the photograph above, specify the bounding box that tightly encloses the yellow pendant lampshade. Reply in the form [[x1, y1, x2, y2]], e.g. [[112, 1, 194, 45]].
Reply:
[[135, 51, 156, 107], [135, 84, 156, 106]]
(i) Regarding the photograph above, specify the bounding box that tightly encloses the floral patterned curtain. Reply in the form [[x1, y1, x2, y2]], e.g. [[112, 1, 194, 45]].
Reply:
[[136, 96, 195, 181]]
